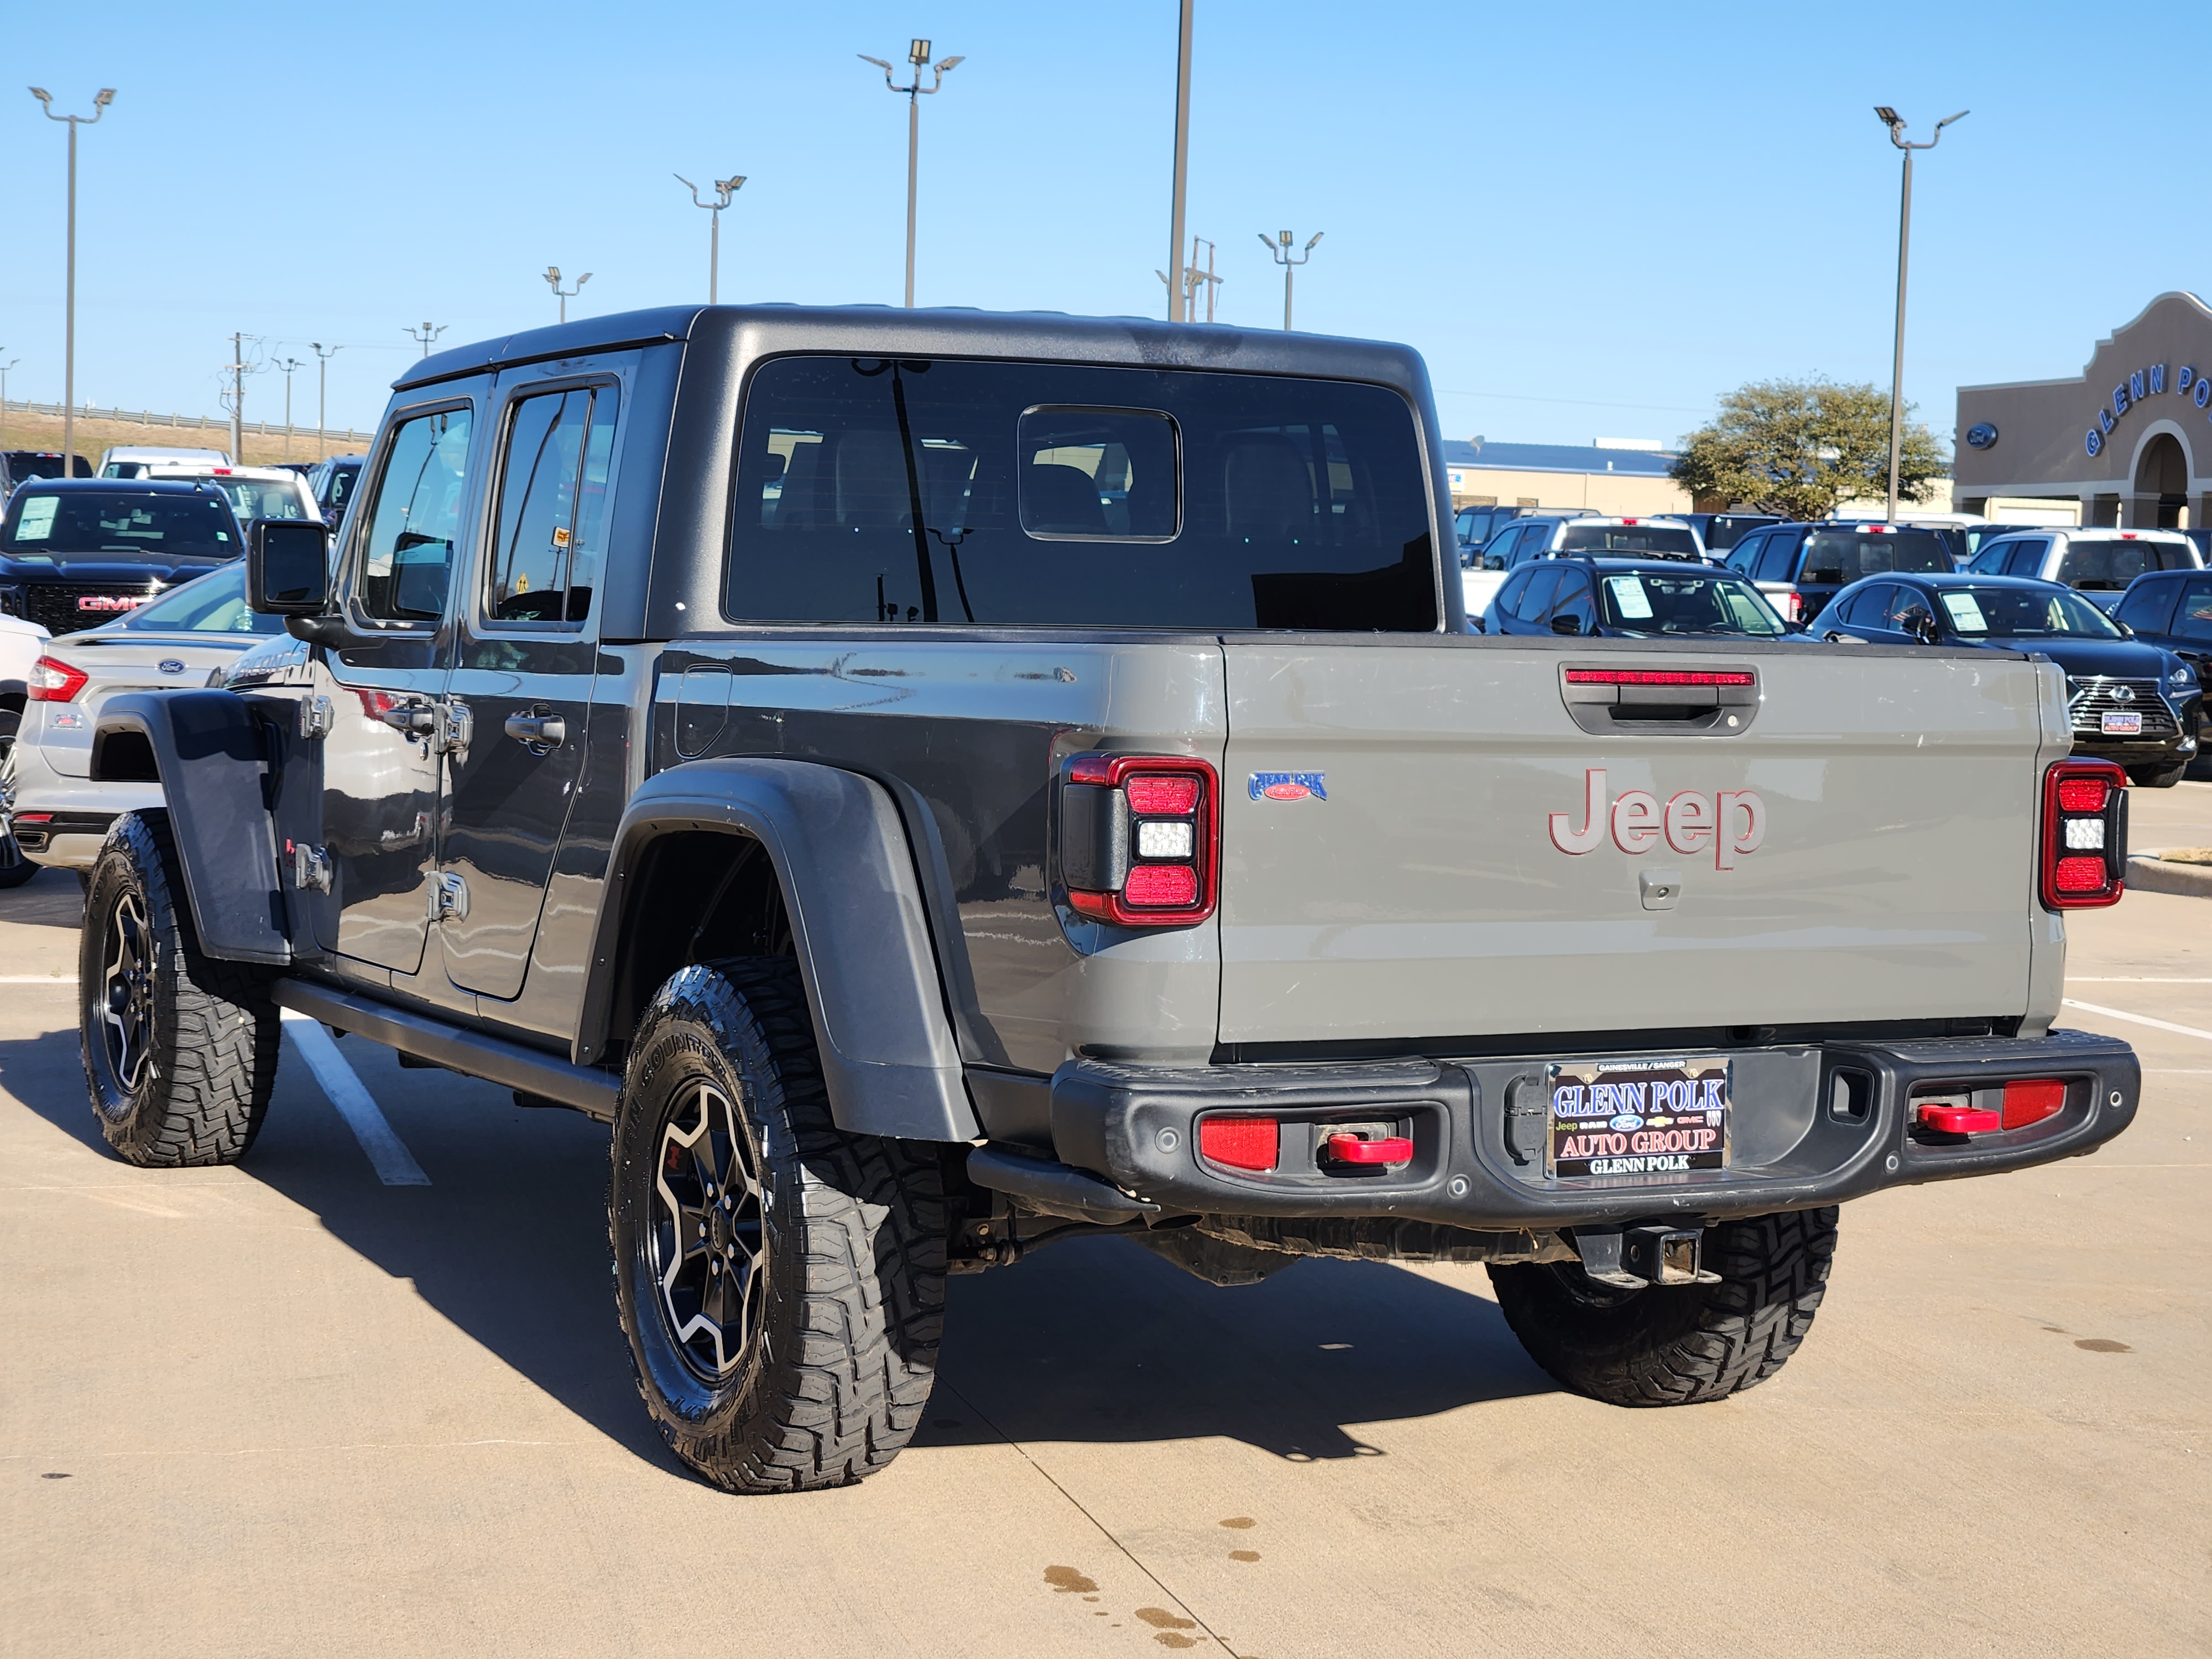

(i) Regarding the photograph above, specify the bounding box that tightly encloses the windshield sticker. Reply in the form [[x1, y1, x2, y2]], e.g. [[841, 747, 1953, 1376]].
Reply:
[[14, 496, 57, 541], [1604, 576, 1654, 619], [1941, 592, 1987, 632]]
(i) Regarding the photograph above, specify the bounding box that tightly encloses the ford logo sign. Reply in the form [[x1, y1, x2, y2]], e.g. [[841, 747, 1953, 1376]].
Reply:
[[158, 659, 186, 675], [1608, 1114, 1644, 1132], [1965, 422, 1999, 450]]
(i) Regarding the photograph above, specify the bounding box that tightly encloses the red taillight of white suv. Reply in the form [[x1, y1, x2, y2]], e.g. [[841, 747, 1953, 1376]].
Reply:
[[1059, 753, 1220, 926], [27, 655, 88, 703], [2040, 759, 2128, 909]]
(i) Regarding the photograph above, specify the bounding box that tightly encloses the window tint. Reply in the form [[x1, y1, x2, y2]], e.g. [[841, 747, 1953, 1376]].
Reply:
[[1833, 583, 1893, 627], [1724, 533, 1766, 575], [1796, 530, 1949, 585], [1967, 540, 2012, 574], [1937, 585, 2122, 638], [1515, 565, 1563, 620], [2002, 539, 2048, 576], [1753, 534, 1797, 582], [2174, 577, 2212, 643], [2114, 577, 2179, 634], [355, 406, 473, 624], [729, 356, 1434, 630], [486, 385, 617, 625], [0, 488, 237, 556], [2057, 538, 2193, 591], [206, 477, 309, 521], [1557, 523, 1699, 557], [1883, 585, 1935, 632], [1550, 568, 1597, 633], [1491, 567, 1532, 618], [1510, 525, 1554, 566]]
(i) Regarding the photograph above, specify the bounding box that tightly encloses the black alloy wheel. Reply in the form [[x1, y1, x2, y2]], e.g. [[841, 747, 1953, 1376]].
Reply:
[[646, 1078, 770, 1384]]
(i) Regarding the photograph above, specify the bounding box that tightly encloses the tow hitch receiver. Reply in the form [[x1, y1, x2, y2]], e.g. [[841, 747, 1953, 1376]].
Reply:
[[1573, 1224, 1721, 1290]]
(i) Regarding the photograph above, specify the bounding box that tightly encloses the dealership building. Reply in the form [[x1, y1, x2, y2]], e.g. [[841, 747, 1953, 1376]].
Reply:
[[1955, 291, 2212, 530]]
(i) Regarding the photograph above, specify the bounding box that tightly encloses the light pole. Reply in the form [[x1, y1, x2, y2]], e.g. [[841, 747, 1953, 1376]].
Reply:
[[1875, 105, 1967, 522], [676, 173, 745, 304], [404, 322, 446, 359], [29, 87, 114, 476], [858, 39, 963, 308], [274, 357, 302, 462], [544, 266, 591, 324], [311, 342, 342, 451], [1166, 1, 1193, 321], [0, 358, 15, 451], [1156, 236, 1222, 324], [1259, 230, 1323, 331], [222, 333, 262, 465]]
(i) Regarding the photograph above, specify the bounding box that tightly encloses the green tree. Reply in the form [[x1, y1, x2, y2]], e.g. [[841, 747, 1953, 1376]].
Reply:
[[1670, 378, 1948, 520]]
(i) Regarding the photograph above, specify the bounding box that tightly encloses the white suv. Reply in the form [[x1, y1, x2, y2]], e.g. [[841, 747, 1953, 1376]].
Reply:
[[1965, 526, 2201, 610], [1462, 514, 1707, 620], [144, 463, 320, 526]]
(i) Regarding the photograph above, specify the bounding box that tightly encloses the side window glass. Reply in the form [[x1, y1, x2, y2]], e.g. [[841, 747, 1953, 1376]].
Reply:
[[2174, 578, 2212, 642], [1879, 585, 1927, 630], [1968, 541, 2008, 574], [1551, 570, 1597, 632], [355, 406, 473, 624], [2114, 577, 2178, 634], [1491, 568, 1531, 617], [2004, 540, 2047, 576], [1754, 534, 1797, 582], [486, 384, 619, 625], [1725, 533, 1765, 575], [1515, 566, 1563, 620], [1838, 584, 1891, 627]]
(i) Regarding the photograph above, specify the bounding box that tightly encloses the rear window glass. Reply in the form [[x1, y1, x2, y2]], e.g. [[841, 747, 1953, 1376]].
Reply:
[[1797, 530, 1950, 585], [727, 356, 1436, 630], [1559, 524, 1699, 557], [0, 489, 238, 556], [2056, 538, 2196, 590], [119, 562, 285, 634], [1599, 570, 1785, 637]]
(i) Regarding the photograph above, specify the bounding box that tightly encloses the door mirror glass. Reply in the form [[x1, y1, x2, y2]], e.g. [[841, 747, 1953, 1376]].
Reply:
[[247, 518, 332, 614], [356, 406, 473, 624]]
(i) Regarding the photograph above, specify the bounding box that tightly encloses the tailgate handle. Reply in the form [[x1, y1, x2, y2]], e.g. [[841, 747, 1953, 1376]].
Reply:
[[1559, 665, 1759, 737]]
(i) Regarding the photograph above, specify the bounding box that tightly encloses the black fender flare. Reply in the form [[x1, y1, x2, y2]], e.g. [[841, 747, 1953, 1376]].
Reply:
[[577, 757, 978, 1142], [92, 690, 289, 964]]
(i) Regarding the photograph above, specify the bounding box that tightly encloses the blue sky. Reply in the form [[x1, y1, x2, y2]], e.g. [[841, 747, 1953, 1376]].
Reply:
[[6, 1, 2208, 447]]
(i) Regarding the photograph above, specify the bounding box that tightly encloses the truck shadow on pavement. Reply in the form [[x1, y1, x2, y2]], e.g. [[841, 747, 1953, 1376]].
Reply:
[[0, 1017, 1554, 1479]]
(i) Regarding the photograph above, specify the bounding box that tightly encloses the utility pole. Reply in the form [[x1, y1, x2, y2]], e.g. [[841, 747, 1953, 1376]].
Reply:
[[1167, 1, 1193, 321], [676, 173, 746, 304], [274, 357, 302, 462], [311, 342, 342, 451], [1156, 235, 1223, 324], [1875, 105, 1967, 521], [404, 322, 446, 359], [544, 266, 591, 324], [0, 358, 15, 451], [1259, 230, 1323, 331], [223, 332, 258, 464], [858, 39, 963, 307], [29, 87, 114, 476]]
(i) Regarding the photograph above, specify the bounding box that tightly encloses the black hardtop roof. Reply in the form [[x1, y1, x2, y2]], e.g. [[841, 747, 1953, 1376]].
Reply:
[[392, 302, 1434, 399]]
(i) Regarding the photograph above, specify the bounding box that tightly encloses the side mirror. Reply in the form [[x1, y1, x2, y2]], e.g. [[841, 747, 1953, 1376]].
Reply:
[[1550, 613, 1583, 636], [1902, 608, 1940, 645], [247, 518, 331, 615]]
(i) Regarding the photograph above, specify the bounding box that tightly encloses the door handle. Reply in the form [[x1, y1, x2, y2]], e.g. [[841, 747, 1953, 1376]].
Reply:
[[504, 712, 566, 750], [380, 703, 436, 735]]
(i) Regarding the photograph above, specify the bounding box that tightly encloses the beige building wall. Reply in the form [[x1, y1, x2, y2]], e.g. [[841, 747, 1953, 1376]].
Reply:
[[1447, 466, 1692, 515]]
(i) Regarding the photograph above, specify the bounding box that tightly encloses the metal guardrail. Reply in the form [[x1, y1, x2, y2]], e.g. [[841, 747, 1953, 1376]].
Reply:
[[0, 397, 372, 446]]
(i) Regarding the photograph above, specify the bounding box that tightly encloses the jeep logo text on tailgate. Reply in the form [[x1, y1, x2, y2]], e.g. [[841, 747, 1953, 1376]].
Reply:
[[1548, 768, 1766, 869]]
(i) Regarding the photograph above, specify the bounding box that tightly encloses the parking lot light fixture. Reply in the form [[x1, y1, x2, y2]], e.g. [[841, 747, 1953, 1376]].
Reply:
[[1875, 106, 1968, 521], [1259, 229, 1323, 331], [274, 357, 303, 462], [676, 173, 746, 304], [310, 343, 342, 450], [859, 40, 962, 307], [404, 322, 446, 360], [544, 267, 591, 325], [29, 86, 115, 478]]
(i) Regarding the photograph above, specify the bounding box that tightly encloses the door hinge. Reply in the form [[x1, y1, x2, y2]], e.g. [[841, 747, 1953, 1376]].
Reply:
[[433, 700, 473, 755], [430, 870, 470, 921], [298, 695, 335, 740], [289, 841, 332, 894]]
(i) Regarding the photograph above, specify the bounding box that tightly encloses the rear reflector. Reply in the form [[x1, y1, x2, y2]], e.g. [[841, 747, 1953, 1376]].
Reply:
[[1199, 1117, 1279, 1171], [2002, 1079, 2067, 1129], [1323, 1133, 1413, 1165], [1562, 669, 1755, 687], [1918, 1103, 2002, 1134]]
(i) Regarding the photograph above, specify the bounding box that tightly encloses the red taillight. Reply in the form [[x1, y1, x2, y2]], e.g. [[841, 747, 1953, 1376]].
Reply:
[[1782, 591, 1804, 623], [2041, 760, 2127, 909], [1199, 1117, 1278, 1171], [2002, 1079, 2067, 1129], [1563, 669, 1755, 686], [27, 655, 88, 703], [1061, 753, 1220, 927]]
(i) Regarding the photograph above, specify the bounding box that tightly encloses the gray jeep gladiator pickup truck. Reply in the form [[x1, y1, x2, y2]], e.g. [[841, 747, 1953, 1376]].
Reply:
[[76, 305, 2141, 1493]]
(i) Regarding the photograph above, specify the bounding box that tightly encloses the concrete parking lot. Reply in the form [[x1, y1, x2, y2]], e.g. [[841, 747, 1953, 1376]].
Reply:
[[3, 791, 2207, 1659]]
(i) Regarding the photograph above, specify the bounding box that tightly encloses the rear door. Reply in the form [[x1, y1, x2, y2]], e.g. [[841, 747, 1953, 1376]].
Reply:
[[1216, 639, 2057, 1048]]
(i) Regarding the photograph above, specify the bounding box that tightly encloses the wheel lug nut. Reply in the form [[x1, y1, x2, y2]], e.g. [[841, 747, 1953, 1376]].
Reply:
[[710, 1257, 721, 1274], [697, 1223, 708, 1238]]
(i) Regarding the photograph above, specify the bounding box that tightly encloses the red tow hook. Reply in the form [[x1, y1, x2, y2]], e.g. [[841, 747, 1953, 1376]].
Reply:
[[1917, 1104, 2001, 1135], [1324, 1133, 1413, 1165]]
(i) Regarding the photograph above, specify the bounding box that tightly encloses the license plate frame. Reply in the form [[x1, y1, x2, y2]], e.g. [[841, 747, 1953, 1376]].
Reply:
[[2101, 711, 2143, 735], [1545, 1056, 1731, 1180]]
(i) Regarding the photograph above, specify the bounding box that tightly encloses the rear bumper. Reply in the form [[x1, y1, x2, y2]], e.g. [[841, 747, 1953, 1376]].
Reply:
[[1009, 1030, 2140, 1230]]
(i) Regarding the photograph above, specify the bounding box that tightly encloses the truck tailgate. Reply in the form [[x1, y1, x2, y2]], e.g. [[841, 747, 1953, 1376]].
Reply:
[[1218, 640, 2063, 1046]]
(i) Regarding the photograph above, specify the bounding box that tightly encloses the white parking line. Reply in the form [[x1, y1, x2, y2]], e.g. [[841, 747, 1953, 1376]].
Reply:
[[280, 1011, 430, 1186], [2067, 977, 2212, 983], [2062, 999, 2212, 1046], [0, 977, 71, 984]]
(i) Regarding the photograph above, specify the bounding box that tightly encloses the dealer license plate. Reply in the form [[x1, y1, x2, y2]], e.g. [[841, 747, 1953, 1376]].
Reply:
[[1545, 1057, 1731, 1179], [2101, 711, 2142, 735]]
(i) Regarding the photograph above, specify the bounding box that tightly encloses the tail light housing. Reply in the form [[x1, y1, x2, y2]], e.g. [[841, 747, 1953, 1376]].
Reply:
[[27, 655, 88, 703], [2040, 759, 2127, 909], [1780, 591, 1804, 623], [1059, 753, 1220, 926]]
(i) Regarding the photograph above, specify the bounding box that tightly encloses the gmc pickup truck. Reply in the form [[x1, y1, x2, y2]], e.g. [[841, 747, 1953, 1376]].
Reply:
[[76, 305, 2140, 1494]]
